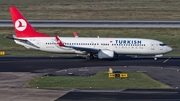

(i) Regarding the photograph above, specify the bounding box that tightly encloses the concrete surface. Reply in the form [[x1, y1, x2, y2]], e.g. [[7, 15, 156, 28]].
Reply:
[[0, 72, 68, 101]]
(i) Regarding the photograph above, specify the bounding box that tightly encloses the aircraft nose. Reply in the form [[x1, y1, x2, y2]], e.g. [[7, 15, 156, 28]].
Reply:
[[167, 46, 173, 52]]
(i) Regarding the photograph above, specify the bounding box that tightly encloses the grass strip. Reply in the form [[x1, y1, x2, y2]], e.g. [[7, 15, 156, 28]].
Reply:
[[1, 0, 180, 20], [26, 72, 171, 89]]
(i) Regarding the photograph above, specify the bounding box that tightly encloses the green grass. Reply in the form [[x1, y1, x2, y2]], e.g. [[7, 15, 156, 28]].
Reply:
[[1, 50, 83, 56], [26, 72, 171, 89], [1, 0, 180, 20]]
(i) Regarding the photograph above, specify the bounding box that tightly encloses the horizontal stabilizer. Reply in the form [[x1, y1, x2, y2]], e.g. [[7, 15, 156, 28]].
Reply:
[[6, 35, 39, 48], [5, 36, 27, 42]]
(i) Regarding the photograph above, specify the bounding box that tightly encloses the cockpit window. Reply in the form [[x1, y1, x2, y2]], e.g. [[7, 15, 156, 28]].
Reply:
[[159, 43, 166, 46]]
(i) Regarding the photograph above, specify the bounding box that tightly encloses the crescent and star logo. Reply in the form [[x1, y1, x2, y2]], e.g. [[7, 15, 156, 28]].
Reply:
[[15, 19, 27, 31]]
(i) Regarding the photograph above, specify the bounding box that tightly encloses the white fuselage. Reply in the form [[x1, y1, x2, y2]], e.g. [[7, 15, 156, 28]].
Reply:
[[14, 37, 172, 56]]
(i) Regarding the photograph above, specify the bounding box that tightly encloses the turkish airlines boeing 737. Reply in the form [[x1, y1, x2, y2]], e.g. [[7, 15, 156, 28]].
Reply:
[[9, 6, 172, 60]]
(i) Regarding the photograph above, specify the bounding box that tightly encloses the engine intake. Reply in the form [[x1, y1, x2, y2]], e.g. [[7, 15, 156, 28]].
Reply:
[[98, 50, 115, 59]]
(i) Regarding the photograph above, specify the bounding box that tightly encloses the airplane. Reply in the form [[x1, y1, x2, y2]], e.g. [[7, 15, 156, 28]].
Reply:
[[8, 6, 173, 60]]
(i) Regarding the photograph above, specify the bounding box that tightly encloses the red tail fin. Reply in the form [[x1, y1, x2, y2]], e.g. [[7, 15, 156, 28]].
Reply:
[[10, 6, 49, 37]]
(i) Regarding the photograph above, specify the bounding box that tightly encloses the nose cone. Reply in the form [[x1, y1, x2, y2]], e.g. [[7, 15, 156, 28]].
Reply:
[[166, 46, 173, 52]]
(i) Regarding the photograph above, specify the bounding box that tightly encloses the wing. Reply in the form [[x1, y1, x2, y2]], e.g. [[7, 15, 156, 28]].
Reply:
[[55, 36, 99, 53]]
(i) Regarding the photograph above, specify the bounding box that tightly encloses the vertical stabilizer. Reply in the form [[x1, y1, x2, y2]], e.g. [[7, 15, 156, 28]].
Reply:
[[10, 6, 49, 37]]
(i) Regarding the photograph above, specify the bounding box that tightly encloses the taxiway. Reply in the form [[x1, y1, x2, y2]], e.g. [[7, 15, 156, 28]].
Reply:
[[0, 56, 180, 101]]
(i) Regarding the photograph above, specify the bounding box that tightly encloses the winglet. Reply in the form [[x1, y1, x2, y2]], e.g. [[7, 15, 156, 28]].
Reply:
[[55, 36, 65, 47], [73, 31, 78, 38]]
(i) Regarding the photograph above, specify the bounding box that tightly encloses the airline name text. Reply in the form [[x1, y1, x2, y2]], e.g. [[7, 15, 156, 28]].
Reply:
[[115, 40, 142, 44]]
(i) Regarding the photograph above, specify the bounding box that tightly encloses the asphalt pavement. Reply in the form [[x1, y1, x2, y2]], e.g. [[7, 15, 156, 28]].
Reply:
[[1, 20, 180, 28], [0, 56, 180, 101]]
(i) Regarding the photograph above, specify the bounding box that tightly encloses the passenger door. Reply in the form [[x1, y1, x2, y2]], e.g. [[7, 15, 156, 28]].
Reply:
[[151, 42, 155, 50]]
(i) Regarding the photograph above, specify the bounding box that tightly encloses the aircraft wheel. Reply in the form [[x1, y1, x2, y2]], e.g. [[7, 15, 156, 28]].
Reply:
[[86, 55, 91, 60], [86, 53, 93, 60]]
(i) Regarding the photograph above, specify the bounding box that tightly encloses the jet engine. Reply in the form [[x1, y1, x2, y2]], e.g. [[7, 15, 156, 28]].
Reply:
[[98, 50, 115, 59]]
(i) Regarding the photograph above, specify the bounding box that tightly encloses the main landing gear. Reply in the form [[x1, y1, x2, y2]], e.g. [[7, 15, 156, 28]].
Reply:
[[86, 53, 94, 60]]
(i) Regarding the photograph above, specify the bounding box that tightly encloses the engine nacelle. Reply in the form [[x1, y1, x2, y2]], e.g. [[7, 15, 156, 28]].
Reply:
[[98, 50, 115, 59], [155, 54, 163, 57]]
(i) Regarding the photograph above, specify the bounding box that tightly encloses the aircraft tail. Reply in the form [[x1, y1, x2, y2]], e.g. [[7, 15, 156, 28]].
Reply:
[[9, 6, 49, 37]]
